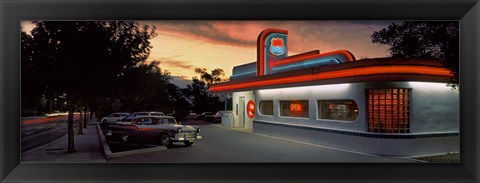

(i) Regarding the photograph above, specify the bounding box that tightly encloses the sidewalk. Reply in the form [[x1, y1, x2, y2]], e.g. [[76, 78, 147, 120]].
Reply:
[[21, 121, 106, 163]]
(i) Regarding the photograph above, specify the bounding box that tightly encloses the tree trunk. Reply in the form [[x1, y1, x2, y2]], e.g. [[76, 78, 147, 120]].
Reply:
[[83, 106, 87, 128], [67, 109, 76, 153], [78, 109, 84, 135]]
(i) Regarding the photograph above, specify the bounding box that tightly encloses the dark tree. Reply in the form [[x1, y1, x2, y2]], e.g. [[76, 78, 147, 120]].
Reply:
[[185, 68, 228, 113], [194, 68, 227, 86], [372, 21, 459, 89], [24, 21, 156, 152]]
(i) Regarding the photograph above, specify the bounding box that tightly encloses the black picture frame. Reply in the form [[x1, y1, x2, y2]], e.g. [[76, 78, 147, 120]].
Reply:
[[1, 0, 479, 182]]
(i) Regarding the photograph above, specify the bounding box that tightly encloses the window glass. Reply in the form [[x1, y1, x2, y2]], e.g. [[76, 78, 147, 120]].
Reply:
[[318, 100, 359, 121], [279, 100, 309, 118], [122, 115, 133, 122], [160, 118, 176, 124], [136, 118, 152, 125], [367, 88, 411, 133], [259, 101, 274, 115]]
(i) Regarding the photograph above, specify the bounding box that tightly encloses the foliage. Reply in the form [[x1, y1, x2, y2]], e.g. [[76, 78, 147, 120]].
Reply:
[[22, 21, 157, 152], [185, 68, 228, 113], [194, 68, 227, 86], [371, 21, 459, 89]]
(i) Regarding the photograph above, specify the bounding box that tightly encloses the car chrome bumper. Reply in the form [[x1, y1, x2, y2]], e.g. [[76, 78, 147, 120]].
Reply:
[[172, 133, 202, 142]]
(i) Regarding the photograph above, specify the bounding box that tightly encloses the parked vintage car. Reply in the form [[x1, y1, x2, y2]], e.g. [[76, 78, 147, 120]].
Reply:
[[204, 111, 222, 123], [105, 116, 202, 147], [101, 112, 130, 123], [196, 112, 213, 120]]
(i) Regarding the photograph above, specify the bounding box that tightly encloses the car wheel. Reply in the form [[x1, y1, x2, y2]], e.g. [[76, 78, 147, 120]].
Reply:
[[160, 134, 172, 147], [102, 119, 107, 123], [184, 141, 193, 146]]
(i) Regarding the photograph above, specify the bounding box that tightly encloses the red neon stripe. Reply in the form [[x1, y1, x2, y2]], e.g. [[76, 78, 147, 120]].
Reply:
[[210, 66, 451, 92], [257, 29, 288, 76], [272, 50, 355, 67], [138, 128, 155, 131]]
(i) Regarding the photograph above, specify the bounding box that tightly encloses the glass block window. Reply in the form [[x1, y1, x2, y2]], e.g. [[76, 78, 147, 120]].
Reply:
[[367, 89, 410, 133]]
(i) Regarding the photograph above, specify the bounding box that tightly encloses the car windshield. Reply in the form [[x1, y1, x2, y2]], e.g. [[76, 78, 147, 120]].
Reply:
[[121, 115, 133, 122], [159, 118, 176, 125]]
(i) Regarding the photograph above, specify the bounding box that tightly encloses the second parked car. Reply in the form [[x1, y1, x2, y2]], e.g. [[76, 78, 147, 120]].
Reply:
[[196, 112, 213, 120], [101, 113, 130, 123], [133, 111, 165, 117]]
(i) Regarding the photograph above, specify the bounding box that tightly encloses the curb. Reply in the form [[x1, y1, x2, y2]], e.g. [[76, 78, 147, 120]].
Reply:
[[96, 123, 113, 159], [96, 123, 167, 161]]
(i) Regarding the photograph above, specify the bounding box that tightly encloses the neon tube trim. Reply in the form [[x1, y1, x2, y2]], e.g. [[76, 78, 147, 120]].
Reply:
[[272, 50, 355, 67], [272, 58, 341, 71], [232, 71, 257, 77], [210, 65, 451, 92]]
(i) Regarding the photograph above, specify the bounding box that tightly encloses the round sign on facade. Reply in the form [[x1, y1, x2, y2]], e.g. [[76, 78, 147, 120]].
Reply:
[[247, 100, 255, 119]]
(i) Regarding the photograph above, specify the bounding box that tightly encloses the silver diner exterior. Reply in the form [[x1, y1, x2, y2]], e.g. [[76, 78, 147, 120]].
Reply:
[[210, 29, 459, 156]]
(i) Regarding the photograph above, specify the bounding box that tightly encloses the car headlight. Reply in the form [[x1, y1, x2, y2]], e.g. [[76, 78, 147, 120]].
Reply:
[[197, 128, 201, 132], [177, 128, 182, 133]]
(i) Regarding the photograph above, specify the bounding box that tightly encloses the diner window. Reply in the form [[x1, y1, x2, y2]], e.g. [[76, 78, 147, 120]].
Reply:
[[367, 88, 411, 133], [259, 101, 274, 115], [318, 100, 359, 121], [279, 100, 309, 118]]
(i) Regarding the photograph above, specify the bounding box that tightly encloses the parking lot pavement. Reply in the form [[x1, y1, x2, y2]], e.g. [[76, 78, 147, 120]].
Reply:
[[20, 118, 418, 163], [108, 124, 417, 163], [21, 123, 106, 163]]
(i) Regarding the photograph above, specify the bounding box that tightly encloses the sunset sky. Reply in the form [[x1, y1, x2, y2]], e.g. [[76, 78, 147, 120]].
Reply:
[[21, 21, 395, 88]]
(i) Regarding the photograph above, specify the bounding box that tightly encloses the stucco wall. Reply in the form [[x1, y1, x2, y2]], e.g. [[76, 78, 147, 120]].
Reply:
[[253, 121, 459, 156], [252, 81, 459, 134], [232, 91, 255, 129]]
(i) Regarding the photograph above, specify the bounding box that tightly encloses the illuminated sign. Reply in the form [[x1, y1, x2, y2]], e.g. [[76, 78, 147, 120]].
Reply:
[[247, 100, 255, 119], [270, 37, 285, 56], [289, 103, 303, 112]]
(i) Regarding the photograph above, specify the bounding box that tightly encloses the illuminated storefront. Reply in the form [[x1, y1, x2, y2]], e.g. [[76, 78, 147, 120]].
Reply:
[[210, 29, 459, 156]]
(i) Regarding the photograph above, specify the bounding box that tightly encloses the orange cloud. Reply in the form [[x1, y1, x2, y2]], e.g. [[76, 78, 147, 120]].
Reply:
[[142, 20, 394, 58], [156, 58, 195, 70]]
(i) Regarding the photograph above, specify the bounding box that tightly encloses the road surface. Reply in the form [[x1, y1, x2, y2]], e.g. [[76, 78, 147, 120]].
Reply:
[[108, 121, 416, 163], [21, 114, 80, 152]]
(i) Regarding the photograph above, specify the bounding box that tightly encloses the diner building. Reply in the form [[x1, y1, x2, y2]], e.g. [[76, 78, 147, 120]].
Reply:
[[210, 29, 459, 156]]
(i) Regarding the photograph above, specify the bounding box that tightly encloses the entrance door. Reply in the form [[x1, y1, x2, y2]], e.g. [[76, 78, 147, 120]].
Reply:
[[239, 97, 245, 128]]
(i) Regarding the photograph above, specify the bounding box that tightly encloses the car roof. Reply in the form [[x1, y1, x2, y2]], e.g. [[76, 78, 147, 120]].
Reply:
[[132, 116, 174, 119], [134, 111, 165, 114]]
